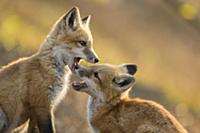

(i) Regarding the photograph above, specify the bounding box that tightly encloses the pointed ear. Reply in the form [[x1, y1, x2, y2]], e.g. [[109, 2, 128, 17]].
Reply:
[[63, 7, 81, 31], [122, 64, 137, 75], [112, 75, 134, 91], [82, 15, 91, 27]]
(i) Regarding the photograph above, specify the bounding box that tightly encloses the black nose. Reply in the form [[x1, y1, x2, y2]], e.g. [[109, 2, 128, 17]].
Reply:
[[94, 58, 99, 63]]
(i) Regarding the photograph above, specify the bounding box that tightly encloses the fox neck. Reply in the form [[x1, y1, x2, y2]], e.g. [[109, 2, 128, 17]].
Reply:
[[87, 94, 121, 122], [36, 37, 72, 105], [37, 37, 72, 74]]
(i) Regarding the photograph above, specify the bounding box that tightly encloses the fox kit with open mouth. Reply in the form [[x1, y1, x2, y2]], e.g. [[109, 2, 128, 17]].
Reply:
[[72, 64, 187, 133], [0, 7, 98, 133]]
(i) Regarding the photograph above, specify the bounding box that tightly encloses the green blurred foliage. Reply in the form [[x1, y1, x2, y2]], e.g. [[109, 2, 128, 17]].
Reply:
[[0, 14, 45, 52]]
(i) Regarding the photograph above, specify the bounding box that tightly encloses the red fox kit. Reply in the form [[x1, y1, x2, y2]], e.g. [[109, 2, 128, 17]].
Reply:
[[0, 7, 98, 133], [72, 64, 187, 133]]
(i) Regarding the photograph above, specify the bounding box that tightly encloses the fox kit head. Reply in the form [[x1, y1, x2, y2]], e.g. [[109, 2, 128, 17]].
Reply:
[[72, 64, 137, 102], [45, 7, 98, 72]]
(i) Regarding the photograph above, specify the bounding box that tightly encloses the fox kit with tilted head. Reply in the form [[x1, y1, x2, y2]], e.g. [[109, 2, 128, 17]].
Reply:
[[0, 7, 98, 133], [72, 64, 187, 133]]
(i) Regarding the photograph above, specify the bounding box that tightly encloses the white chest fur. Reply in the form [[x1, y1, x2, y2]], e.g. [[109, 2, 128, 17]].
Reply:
[[87, 97, 103, 133], [49, 70, 71, 106], [48, 46, 72, 106]]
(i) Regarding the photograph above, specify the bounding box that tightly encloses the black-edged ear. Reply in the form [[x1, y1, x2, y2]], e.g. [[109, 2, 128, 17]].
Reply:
[[123, 64, 137, 75], [63, 7, 81, 31], [112, 75, 134, 91], [82, 15, 91, 27]]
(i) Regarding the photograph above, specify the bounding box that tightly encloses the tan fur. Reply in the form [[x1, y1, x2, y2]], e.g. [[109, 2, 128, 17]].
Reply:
[[73, 64, 187, 133], [0, 7, 98, 133]]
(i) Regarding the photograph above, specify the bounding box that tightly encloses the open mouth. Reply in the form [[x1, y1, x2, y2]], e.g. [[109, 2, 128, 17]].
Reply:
[[72, 81, 87, 91], [69, 57, 81, 73]]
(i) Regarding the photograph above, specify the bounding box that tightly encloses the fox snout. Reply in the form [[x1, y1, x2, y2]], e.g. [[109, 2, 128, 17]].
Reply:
[[84, 49, 99, 63], [87, 53, 99, 63]]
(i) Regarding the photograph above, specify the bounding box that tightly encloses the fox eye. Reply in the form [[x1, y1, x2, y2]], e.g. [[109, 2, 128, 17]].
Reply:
[[94, 71, 101, 82], [78, 41, 87, 47], [94, 72, 98, 78]]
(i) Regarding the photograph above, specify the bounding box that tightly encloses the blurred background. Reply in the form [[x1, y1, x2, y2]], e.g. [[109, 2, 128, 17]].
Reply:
[[0, 0, 200, 132]]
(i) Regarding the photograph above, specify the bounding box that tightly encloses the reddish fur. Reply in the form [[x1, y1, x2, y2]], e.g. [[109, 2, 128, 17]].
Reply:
[[74, 64, 187, 133]]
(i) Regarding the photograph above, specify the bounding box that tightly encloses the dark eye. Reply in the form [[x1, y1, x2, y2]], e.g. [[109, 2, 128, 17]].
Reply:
[[94, 71, 101, 82], [78, 41, 87, 47], [94, 72, 98, 78]]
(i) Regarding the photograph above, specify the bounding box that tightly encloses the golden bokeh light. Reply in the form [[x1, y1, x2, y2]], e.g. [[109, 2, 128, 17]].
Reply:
[[179, 3, 198, 20]]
